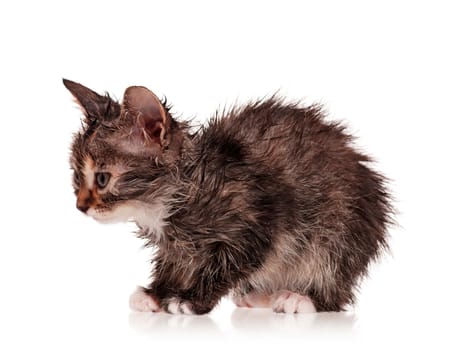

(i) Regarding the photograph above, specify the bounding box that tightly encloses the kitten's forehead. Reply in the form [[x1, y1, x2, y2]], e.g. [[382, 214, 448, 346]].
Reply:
[[72, 124, 115, 162], [71, 131, 146, 171], [70, 116, 157, 172]]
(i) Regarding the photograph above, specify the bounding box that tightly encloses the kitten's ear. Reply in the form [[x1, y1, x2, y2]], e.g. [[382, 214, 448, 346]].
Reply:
[[63, 79, 120, 122], [123, 86, 171, 148]]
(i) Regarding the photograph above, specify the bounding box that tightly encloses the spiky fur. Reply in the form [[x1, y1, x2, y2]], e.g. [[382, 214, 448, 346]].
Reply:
[[66, 79, 393, 314]]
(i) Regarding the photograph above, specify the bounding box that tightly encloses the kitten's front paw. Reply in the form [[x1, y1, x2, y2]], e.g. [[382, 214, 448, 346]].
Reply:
[[271, 291, 316, 314], [164, 297, 195, 315], [129, 286, 161, 312]]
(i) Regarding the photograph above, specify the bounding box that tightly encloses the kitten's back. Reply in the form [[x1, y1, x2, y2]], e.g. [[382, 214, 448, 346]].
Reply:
[[195, 98, 391, 310]]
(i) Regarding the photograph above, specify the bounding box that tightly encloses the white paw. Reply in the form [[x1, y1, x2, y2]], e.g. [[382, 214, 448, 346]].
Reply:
[[271, 291, 316, 313], [166, 298, 194, 315], [129, 287, 160, 312]]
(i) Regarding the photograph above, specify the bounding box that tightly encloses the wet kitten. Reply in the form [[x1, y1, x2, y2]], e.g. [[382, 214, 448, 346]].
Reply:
[[65, 79, 393, 315]]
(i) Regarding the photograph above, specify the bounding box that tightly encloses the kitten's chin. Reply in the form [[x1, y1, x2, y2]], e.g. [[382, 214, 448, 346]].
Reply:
[[90, 215, 126, 224], [87, 206, 133, 224]]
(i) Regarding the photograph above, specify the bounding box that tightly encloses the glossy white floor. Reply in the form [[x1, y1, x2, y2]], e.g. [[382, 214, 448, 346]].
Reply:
[[1, 1, 469, 349]]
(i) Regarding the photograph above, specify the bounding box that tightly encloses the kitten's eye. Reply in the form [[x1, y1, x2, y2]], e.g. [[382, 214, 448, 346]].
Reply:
[[95, 172, 111, 189]]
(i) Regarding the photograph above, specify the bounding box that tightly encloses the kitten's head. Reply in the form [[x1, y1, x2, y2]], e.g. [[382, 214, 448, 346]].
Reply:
[[65, 79, 184, 224]]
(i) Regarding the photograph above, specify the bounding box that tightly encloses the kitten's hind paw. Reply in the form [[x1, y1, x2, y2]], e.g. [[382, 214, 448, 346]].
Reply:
[[129, 286, 161, 312], [233, 292, 271, 308], [271, 291, 316, 314]]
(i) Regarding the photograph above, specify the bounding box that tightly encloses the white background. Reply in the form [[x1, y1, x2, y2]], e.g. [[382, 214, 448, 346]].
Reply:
[[0, 1, 469, 349]]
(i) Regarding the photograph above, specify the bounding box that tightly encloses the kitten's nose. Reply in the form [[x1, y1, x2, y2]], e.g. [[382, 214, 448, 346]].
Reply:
[[76, 188, 93, 214], [76, 203, 89, 213]]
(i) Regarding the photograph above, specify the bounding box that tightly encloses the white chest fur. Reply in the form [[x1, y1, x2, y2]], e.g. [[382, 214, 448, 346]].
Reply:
[[133, 201, 170, 241]]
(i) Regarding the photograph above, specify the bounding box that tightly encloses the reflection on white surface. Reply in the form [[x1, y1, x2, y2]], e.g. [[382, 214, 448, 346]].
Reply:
[[128, 307, 357, 340], [128, 311, 222, 336], [231, 308, 356, 333]]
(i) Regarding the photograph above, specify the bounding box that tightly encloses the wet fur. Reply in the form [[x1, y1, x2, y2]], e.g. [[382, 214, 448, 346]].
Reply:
[[66, 79, 393, 314]]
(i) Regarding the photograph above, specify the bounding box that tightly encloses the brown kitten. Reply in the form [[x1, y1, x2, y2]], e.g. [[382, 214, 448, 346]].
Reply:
[[65, 79, 393, 315]]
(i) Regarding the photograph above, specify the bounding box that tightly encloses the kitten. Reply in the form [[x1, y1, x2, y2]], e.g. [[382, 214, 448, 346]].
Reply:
[[65, 79, 393, 315]]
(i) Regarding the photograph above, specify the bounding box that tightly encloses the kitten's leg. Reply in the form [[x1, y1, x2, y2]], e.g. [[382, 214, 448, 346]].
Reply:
[[129, 286, 161, 312], [147, 261, 227, 315], [306, 288, 349, 312], [270, 290, 316, 313], [146, 230, 271, 315]]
